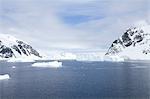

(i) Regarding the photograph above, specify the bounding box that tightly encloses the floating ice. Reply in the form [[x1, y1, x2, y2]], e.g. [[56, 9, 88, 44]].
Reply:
[[32, 61, 62, 68], [12, 66, 16, 69], [0, 74, 10, 80]]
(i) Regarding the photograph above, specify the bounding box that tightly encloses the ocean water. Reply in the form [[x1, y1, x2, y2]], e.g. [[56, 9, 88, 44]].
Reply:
[[0, 60, 150, 99]]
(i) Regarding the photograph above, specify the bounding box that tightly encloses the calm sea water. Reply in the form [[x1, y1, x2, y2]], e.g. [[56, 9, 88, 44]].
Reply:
[[0, 60, 150, 99]]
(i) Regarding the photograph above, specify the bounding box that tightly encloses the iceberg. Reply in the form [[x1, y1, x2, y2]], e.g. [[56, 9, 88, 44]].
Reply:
[[12, 66, 16, 69], [32, 61, 62, 68], [0, 74, 10, 80]]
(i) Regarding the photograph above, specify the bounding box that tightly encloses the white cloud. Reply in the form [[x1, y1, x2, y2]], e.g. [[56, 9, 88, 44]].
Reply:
[[0, 0, 149, 52], [0, 0, 90, 50]]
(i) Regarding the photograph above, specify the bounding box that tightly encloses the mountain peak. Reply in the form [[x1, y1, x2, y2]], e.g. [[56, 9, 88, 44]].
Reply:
[[0, 34, 42, 58], [105, 24, 150, 60]]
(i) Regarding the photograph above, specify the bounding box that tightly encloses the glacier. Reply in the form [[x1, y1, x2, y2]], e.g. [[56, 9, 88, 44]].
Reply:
[[48, 51, 124, 62]]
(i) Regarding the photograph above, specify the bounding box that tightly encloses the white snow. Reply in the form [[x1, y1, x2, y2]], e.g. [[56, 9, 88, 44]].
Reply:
[[66, 51, 124, 62], [0, 34, 29, 48], [0, 74, 10, 80], [7, 57, 35, 62], [45, 50, 125, 62], [103, 55, 124, 62], [106, 23, 150, 61], [117, 45, 150, 60], [12, 66, 16, 69], [0, 33, 42, 59], [32, 61, 62, 68], [0, 34, 19, 47], [114, 24, 150, 60]]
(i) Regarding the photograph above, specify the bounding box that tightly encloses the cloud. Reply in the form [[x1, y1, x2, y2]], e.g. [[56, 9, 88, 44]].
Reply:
[[0, 0, 149, 51], [0, 0, 90, 50], [67, 0, 149, 47]]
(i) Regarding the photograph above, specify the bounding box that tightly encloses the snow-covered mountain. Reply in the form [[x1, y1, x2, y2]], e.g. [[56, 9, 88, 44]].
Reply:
[[0, 34, 41, 58], [105, 24, 150, 60]]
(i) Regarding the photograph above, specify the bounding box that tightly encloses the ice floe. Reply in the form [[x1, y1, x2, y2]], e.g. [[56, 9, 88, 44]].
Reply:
[[32, 61, 62, 68], [0, 74, 10, 80], [12, 66, 16, 69]]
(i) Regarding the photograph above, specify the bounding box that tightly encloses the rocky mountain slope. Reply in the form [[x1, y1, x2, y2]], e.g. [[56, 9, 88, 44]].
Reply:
[[105, 24, 150, 60], [0, 34, 41, 58]]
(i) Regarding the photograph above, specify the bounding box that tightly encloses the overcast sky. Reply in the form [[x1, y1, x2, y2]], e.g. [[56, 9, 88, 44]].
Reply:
[[0, 0, 149, 51]]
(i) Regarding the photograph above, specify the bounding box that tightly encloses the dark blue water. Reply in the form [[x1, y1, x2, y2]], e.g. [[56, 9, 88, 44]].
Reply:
[[0, 60, 150, 99]]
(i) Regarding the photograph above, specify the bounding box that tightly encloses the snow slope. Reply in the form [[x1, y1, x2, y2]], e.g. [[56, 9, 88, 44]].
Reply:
[[7, 57, 35, 62], [106, 23, 150, 60], [0, 34, 41, 59]]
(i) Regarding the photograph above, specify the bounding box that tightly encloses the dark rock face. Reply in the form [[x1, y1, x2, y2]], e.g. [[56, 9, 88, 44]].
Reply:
[[106, 27, 147, 55], [16, 40, 41, 57], [122, 32, 132, 47], [0, 45, 14, 58], [0, 40, 41, 58]]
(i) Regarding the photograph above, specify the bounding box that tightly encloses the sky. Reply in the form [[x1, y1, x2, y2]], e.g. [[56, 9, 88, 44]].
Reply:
[[0, 0, 149, 52]]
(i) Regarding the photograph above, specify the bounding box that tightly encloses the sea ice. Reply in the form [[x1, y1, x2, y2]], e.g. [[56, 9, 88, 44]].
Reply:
[[32, 61, 62, 68], [0, 74, 10, 80], [12, 66, 16, 69]]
